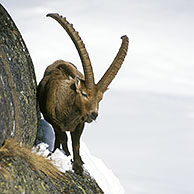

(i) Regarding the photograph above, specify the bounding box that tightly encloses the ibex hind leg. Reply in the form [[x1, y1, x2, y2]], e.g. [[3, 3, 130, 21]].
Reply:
[[61, 132, 70, 156], [52, 129, 60, 153], [71, 123, 84, 176], [47, 128, 61, 157], [53, 129, 71, 156]]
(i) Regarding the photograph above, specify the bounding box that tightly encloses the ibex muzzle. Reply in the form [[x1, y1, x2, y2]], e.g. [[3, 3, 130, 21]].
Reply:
[[37, 13, 129, 175]]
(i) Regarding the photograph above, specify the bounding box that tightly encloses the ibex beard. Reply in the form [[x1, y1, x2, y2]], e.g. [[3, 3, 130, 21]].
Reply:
[[37, 13, 129, 176]]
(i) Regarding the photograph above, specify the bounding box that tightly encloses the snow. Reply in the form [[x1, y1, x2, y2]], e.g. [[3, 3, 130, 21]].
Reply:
[[83, 90, 194, 194], [34, 119, 125, 194], [81, 143, 125, 194]]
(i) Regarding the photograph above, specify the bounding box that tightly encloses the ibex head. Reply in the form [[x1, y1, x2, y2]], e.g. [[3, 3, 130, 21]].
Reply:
[[73, 77, 103, 123], [47, 14, 129, 123]]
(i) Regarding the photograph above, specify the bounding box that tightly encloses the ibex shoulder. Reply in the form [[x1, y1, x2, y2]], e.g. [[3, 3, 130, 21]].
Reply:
[[44, 60, 84, 80]]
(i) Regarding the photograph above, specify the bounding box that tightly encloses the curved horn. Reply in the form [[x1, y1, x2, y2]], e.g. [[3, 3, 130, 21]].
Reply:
[[97, 35, 129, 92], [47, 13, 95, 88]]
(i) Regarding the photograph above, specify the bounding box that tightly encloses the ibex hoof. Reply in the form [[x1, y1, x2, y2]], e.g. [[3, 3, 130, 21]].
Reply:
[[47, 152, 52, 157], [72, 161, 84, 176]]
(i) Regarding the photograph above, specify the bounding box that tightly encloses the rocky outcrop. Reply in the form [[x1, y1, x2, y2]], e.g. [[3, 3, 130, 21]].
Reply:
[[0, 3, 40, 146]]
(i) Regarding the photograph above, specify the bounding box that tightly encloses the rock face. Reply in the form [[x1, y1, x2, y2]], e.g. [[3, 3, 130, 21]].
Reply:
[[0, 4, 104, 194], [0, 3, 40, 146]]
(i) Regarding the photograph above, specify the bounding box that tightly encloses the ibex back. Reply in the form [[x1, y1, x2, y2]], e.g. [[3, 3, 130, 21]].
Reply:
[[37, 13, 129, 175]]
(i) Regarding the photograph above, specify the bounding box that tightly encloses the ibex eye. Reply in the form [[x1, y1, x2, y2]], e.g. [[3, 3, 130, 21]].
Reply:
[[81, 92, 88, 98]]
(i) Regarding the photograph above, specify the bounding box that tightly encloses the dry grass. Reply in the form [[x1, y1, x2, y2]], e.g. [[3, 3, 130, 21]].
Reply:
[[0, 138, 65, 180]]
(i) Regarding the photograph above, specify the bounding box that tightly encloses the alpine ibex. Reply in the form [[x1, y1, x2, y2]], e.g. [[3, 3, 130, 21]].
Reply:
[[37, 13, 129, 175]]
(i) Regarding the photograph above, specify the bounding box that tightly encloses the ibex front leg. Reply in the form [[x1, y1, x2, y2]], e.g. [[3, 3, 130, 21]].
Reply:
[[71, 123, 84, 175]]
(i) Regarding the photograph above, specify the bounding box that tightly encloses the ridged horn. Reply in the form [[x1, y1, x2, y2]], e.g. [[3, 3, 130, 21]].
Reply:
[[47, 13, 95, 88], [97, 35, 129, 92]]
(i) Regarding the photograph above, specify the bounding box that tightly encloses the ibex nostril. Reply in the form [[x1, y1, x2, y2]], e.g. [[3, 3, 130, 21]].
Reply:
[[91, 112, 98, 120]]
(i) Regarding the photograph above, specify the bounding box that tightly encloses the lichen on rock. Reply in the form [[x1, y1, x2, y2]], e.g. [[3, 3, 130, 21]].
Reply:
[[0, 3, 40, 146]]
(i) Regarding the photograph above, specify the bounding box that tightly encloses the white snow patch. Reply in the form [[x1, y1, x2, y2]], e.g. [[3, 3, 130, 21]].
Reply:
[[33, 142, 50, 157], [50, 148, 73, 173]]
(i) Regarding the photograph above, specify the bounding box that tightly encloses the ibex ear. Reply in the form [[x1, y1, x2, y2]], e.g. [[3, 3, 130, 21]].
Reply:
[[75, 76, 81, 89]]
